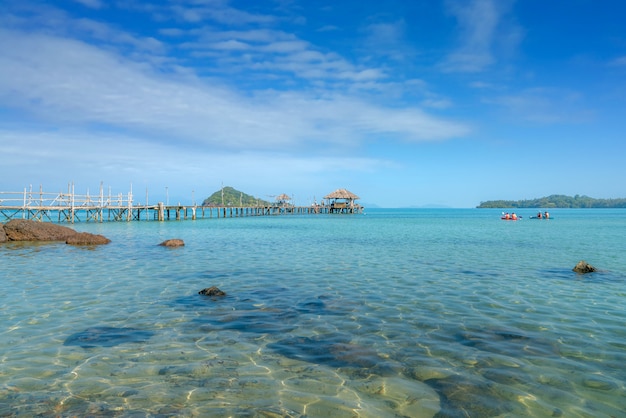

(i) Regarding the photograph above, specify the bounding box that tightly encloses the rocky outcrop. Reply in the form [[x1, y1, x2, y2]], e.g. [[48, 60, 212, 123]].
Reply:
[[573, 260, 596, 274], [159, 239, 185, 247], [0, 224, 6, 243], [1, 219, 110, 245], [3, 219, 77, 241], [66, 232, 111, 245], [199, 286, 226, 297]]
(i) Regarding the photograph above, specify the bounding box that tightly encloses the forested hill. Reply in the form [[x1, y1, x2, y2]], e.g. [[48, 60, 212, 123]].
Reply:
[[477, 195, 626, 208], [202, 187, 271, 207]]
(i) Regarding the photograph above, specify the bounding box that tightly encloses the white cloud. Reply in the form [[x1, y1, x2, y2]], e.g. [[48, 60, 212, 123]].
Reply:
[[0, 28, 468, 155], [72, 0, 103, 9], [170, 1, 276, 25], [72, 18, 165, 53], [210, 39, 250, 51], [484, 88, 593, 124], [441, 0, 498, 72], [609, 56, 626, 67], [183, 27, 388, 86], [362, 20, 416, 62], [441, 0, 518, 73]]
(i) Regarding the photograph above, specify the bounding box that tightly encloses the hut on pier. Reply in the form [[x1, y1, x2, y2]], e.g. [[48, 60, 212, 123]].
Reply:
[[275, 193, 292, 206], [323, 189, 363, 214]]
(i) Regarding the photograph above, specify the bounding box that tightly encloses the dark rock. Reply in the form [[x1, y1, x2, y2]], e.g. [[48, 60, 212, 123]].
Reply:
[[64, 326, 154, 348], [425, 374, 512, 417], [159, 238, 185, 247], [0, 224, 6, 243], [66, 232, 111, 245], [268, 335, 379, 369], [3, 219, 78, 241], [199, 310, 297, 334], [199, 286, 226, 296], [573, 260, 596, 274]]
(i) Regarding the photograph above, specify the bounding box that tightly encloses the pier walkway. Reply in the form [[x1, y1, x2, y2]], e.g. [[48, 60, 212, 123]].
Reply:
[[0, 189, 362, 223]]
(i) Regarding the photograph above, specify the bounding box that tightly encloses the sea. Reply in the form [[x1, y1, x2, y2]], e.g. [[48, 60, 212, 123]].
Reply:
[[0, 208, 624, 417]]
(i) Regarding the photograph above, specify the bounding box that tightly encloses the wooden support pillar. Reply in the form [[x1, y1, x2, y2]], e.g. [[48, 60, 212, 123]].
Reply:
[[158, 202, 165, 221]]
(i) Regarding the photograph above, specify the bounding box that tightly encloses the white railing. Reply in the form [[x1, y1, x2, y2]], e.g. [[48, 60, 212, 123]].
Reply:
[[0, 185, 135, 209]]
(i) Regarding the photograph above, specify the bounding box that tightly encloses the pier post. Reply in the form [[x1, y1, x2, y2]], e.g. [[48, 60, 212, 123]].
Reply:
[[158, 202, 164, 221]]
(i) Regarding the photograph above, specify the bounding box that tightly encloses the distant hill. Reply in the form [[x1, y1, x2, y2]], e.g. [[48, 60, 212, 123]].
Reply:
[[202, 186, 271, 207], [477, 194, 626, 208]]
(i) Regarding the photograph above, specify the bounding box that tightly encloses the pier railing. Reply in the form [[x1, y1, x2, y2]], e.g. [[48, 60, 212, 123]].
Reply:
[[0, 188, 139, 222]]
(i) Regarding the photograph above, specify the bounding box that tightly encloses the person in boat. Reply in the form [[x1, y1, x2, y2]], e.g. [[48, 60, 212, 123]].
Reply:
[[536, 212, 542, 219], [504, 212, 510, 220], [511, 212, 518, 220], [544, 211, 550, 219]]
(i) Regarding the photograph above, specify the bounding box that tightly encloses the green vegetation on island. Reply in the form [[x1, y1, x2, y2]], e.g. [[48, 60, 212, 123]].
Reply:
[[202, 186, 271, 207], [477, 194, 626, 209]]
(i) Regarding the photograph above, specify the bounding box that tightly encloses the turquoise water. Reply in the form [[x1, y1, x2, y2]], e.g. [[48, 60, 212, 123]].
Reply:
[[1, 208, 625, 417]]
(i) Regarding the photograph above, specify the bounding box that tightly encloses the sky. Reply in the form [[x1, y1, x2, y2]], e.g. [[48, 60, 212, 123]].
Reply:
[[1, 0, 625, 208]]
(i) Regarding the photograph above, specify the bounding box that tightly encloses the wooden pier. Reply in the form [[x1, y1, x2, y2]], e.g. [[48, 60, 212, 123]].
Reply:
[[0, 188, 363, 223]]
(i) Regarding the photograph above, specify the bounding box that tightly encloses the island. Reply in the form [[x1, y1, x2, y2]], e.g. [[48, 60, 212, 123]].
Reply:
[[202, 186, 271, 207], [477, 194, 626, 209]]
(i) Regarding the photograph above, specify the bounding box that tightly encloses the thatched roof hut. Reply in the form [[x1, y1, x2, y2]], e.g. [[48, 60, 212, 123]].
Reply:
[[274, 193, 293, 208], [324, 188, 360, 200], [323, 189, 362, 213], [275, 194, 291, 202]]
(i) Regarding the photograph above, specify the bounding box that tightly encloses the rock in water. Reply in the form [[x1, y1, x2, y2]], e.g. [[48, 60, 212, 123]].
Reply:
[[64, 326, 154, 348], [573, 260, 596, 274], [425, 374, 512, 417], [268, 335, 385, 370], [198, 286, 226, 296], [66, 232, 111, 245], [3, 219, 78, 241], [159, 239, 185, 247], [1, 219, 110, 245]]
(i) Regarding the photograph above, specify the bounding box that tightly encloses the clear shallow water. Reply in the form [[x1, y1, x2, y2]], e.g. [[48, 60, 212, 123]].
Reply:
[[1, 208, 625, 417]]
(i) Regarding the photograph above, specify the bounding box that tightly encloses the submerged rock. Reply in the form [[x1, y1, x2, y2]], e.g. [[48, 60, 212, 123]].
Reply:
[[573, 260, 596, 274], [198, 306, 298, 334], [268, 334, 393, 372], [64, 326, 154, 348], [455, 327, 555, 358], [198, 286, 226, 297], [425, 374, 513, 417], [159, 238, 185, 247]]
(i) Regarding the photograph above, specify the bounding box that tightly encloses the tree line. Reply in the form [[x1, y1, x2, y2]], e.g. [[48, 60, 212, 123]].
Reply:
[[477, 194, 626, 208]]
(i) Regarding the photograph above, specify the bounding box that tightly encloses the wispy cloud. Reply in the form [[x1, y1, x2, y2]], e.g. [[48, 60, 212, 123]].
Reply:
[[181, 27, 390, 89], [170, 1, 276, 25], [484, 87, 593, 124], [609, 56, 626, 67], [361, 20, 416, 63], [72, 0, 104, 9], [0, 26, 468, 153], [441, 0, 519, 73]]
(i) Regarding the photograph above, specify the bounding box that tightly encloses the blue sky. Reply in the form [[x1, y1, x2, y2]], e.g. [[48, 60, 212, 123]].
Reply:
[[1, 0, 625, 207]]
